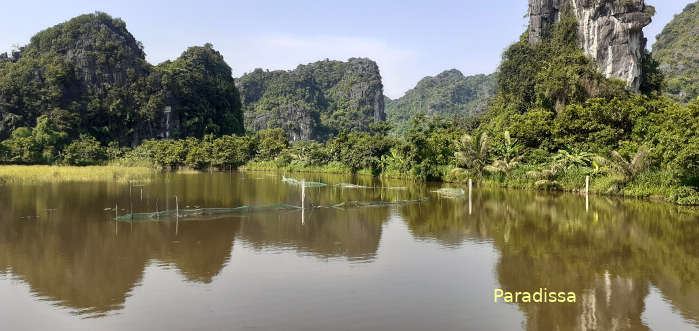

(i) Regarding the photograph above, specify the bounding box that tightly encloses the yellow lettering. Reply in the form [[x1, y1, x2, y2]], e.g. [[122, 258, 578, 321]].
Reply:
[[533, 288, 542, 303], [494, 289, 504, 303], [504, 292, 513, 302]]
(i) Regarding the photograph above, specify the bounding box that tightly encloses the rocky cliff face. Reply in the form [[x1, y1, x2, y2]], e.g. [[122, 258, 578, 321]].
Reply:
[[237, 58, 385, 141], [27, 12, 150, 90], [0, 12, 245, 144], [529, 0, 653, 90]]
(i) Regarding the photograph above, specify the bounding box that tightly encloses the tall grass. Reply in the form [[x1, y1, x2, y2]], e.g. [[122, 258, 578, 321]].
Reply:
[[0, 165, 156, 184], [242, 160, 355, 174]]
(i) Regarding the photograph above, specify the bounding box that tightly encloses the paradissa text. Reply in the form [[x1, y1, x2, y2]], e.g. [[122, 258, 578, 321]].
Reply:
[[494, 288, 576, 303]]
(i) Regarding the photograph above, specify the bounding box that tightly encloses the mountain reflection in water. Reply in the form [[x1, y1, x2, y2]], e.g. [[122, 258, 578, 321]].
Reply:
[[0, 172, 697, 330]]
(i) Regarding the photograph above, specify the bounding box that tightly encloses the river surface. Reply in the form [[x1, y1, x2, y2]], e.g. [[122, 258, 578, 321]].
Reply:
[[0, 172, 697, 330]]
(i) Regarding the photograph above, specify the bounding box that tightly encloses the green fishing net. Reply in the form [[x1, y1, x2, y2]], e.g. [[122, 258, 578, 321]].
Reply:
[[431, 187, 466, 198]]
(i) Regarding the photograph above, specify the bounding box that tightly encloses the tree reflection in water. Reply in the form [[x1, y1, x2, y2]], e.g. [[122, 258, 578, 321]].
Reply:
[[0, 172, 696, 330]]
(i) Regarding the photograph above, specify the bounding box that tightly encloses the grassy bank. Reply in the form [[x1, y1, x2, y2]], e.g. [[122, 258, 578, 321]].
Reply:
[[241, 162, 699, 206], [242, 160, 374, 176], [1, 164, 696, 206], [448, 166, 698, 205], [0, 165, 156, 184]]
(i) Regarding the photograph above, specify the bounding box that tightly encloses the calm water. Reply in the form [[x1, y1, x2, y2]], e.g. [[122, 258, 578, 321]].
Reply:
[[0, 172, 697, 331]]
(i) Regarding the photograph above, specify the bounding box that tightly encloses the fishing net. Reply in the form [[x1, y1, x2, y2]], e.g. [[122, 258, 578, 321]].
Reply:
[[282, 176, 328, 187], [325, 199, 426, 209], [114, 200, 427, 222], [431, 187, 466, 198], [334, 183, 408, 190], [114, 176, 424, 222], [114, 204, 301, 222]]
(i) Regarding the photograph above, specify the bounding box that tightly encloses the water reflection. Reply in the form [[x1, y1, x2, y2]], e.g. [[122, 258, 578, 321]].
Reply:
[[401, 188, 699, 330], [0, 172, 697, 330]]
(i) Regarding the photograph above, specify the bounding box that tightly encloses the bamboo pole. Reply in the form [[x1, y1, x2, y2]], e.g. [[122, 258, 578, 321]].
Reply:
[[301, 180, 305, 225], [585, 176, 590, 195], [468, 178, 473, 215], [129, 182, 133, 220], [586, 194, 589, 212], [175, 195, 179, 236]]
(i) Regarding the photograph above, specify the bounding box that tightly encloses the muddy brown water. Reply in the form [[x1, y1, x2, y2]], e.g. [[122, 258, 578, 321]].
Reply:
[[0, 172, 697, 330]]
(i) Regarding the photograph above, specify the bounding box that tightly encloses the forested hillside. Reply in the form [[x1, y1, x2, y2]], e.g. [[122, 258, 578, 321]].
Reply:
[[0, 7, 696, 205], [237, 58, 385, 141], [0, 12, 243, 164], [652, 1, 699, 102], [385, 70, 495, 134]]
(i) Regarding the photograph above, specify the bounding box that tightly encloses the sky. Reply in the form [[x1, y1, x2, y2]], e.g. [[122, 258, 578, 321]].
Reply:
[[1, 0, 694, 98]]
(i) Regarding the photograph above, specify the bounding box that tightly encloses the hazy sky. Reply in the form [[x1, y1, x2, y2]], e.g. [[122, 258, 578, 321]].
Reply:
[[1, 0, 693, 98]]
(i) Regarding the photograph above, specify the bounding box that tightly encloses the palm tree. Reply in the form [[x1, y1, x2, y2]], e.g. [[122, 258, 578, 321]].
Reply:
[[550, 150, 595, 173], [454, 132, 490, 179], [485, 131, 523, 175], [606, 147, 650, 183]]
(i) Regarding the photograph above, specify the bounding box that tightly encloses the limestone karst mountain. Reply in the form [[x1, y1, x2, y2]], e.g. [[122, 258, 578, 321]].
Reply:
[[237, 58, 385, 141], [385, 70, 495, 134], [0, 12, 244, 145], [528, 0, 654, 90], [652, 1, 699, 102]]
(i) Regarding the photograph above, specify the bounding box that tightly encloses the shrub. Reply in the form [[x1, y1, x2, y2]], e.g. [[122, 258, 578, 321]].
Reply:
[[62, 135, 107, 166]]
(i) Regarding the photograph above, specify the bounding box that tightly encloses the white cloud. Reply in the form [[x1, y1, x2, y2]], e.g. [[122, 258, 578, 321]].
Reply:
[[219, 34, 422, 99]]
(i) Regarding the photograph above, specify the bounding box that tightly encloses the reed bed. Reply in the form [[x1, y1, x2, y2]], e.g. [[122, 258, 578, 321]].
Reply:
[[0, 165, 156, 184]]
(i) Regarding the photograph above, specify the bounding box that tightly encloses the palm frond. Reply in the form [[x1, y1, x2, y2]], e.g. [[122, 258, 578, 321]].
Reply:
[[630, 147, 650, 175], [479, 133, 490, 158]]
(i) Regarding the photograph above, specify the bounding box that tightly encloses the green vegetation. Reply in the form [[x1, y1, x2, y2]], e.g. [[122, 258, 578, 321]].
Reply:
[[385, 70, 495, 134], [652, 1, 699, 102], [0, 12, 244, 147], [0, 165, 154, 184], [237, 58, 384, 141], [0, 11, 696, 205]]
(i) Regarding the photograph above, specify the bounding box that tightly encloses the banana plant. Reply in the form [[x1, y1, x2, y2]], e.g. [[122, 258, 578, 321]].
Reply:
[[454, 132, 490, 179]]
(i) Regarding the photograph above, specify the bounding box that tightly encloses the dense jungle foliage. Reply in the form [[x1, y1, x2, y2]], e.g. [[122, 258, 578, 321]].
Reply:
[[0, 12, 244, 149], [385, 70, 495, 135], [237, 58, 384, 141], [0, 11, 696, 204]]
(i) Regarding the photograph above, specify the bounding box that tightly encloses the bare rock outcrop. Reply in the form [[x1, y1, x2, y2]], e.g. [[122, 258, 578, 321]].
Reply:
[[529, 0, 653, 90]]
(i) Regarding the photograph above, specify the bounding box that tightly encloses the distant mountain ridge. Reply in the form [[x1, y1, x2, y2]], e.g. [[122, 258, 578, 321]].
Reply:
[[237, 58, 385, 141], [652, 1, 699, 102], [385, 69, 495, 134]]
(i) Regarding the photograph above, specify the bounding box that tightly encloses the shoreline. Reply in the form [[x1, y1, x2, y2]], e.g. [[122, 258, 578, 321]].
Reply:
[[242, 165, 697, 206], [1, 164, 697, 207]]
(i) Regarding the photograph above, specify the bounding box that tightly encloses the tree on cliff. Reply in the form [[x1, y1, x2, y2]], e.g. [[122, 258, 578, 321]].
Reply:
[[237, 58, 385, 141], [0, 12, 244, 147]]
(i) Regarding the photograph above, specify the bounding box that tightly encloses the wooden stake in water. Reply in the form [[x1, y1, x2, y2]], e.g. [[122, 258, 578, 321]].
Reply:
[[586, 194, 589, 212], [301, 180, 306, 225], [468, 178, 473, 215], [115, 202, 118, 235], [129, 182, 133, 220], [585, 176, 590, 195], [175, 195, 179, 236]]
